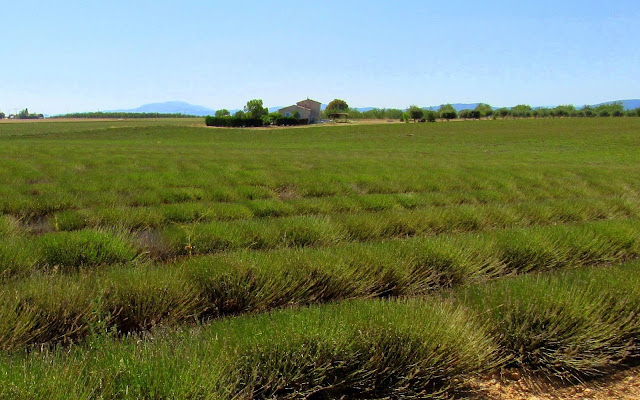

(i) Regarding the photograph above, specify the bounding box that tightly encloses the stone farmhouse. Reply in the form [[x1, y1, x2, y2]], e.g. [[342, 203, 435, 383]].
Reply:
[[278, 98, 322, 123]]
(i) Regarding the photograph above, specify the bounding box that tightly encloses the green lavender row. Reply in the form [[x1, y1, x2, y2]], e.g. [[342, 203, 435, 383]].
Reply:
[[0, 219, 638, 351], [2, 262, 640, 399]]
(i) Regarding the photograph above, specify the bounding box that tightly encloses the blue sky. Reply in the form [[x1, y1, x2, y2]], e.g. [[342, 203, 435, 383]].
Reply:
[[1, 0, 638, 114]]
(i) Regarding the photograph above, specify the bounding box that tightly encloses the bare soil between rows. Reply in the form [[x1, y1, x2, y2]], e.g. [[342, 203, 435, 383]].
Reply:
[[468, 367, 640, 399]]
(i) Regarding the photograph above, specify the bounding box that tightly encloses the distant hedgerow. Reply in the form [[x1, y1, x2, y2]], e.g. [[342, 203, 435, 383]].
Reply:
[[205, 115, 308, 127]]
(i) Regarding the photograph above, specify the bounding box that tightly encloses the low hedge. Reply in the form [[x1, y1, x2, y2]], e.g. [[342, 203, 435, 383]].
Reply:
[[205, 116, 265, 128], [274, 117, 308, 126], [205, 115, 310, 127]]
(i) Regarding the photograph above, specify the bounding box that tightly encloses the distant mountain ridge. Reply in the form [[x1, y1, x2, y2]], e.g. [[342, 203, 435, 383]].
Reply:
[[109, 101, 216, 116], [102, 99, 640, 116], [423, 104, 486, 112], [591, 99, 640, 110]]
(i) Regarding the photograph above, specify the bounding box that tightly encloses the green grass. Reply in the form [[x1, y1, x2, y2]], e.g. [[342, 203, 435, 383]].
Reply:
[[33, 191, 635, 233], [0, 298, 500, 399], [3, 262, 640, 398], [460, 263, 640, 380], [0, 219, 637, 351], [0, 215, 21, 236], [0, 238, 38, 278], [37, 229, 138, 270], [1, 119, 639, 217], [2, 117, 640, 396], [0, 195, 636, 277]]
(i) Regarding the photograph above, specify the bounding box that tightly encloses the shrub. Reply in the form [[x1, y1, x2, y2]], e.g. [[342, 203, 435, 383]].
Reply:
[[101, 267, 205, 334], [261, 112, 282, 126], [407, 105, 424, 121], [38, 229, 138, 270], [0, 239, 39, 278], [204, 116, 230, 127], [0, 215, 21, 237], [53, 210, 89, 231], [458, 109, 481, 119], [226, 299, 500, 399], [438, 104, 458, 120], [205, 116, 266, 128], [0, 277, 97, 350], [495, 108, 510, 118], [474, 103, 493, 117], [274, 117, 308, 126], [462, 265, 640, 380]]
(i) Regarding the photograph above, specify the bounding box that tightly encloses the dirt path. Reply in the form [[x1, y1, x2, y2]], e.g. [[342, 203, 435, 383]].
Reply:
[[468, 367, 640, 399]]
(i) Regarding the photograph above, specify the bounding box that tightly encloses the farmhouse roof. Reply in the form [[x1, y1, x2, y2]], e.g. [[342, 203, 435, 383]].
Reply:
[[279, 104, 311, 111], [298, 98, 321, 104]]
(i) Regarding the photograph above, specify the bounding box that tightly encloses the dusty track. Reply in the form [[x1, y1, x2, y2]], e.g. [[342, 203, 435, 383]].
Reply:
[[469, 367, 640, 399]]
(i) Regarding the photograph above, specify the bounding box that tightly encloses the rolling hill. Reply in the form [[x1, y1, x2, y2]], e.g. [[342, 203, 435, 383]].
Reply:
[[109, 101, 217, 116]]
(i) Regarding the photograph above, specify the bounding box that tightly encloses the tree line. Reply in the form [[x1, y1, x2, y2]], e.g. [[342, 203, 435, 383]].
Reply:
[[323, 100, 640, 121], [50, 112, 197, 119], [205, 98, 640, 128], [0, 108, 44, 120], [5, 100, 639, 123], [322, 100, 466, 121]]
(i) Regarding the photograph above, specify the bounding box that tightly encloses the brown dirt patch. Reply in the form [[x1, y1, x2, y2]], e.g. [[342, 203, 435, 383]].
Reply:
[[135, 229, 173, 260], [24, 216, 55, 234], [467, 367, 640, 399], [276, 186, 300, 200]]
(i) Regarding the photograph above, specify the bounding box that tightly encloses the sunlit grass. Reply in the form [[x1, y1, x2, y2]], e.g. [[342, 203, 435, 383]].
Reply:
[[2, 117, 640, 396], [0, 219, 638, 351], [3, 262, 640, 398], [460, 263, 640, 380]]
